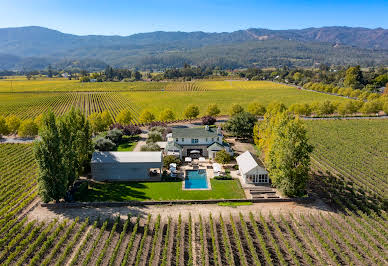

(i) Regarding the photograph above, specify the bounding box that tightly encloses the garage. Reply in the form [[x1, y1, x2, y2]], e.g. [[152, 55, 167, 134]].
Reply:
[[91, 151, 163, 181]]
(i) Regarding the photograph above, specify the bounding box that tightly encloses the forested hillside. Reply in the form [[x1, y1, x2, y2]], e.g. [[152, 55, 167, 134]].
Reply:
[[0, 26, 388, 70]]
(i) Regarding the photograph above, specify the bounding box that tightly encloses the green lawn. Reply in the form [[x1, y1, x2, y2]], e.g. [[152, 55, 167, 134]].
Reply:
[[78, 179, 245, 202], [116, 136, 138, 151]]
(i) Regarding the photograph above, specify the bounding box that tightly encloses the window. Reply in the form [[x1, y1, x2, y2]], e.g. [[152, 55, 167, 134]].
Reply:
[[217, 137, 220, 141], [191, 138, 199, 144], [211, 138, 214, 142], [176, 138, 178, 142], [182, 138, 184, 142], [205, 138, 208, 142]]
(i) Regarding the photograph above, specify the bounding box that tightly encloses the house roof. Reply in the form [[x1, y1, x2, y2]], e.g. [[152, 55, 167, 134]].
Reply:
[[207, 142, 225, 151], [165, 141, 182, 151], [236, 151, 267, 175], [91, 151, 162, 164], [172, 127, 219, 138]]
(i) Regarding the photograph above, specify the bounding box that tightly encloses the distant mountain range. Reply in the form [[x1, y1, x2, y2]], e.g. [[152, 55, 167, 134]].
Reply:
[[0, 26, 387, 71]]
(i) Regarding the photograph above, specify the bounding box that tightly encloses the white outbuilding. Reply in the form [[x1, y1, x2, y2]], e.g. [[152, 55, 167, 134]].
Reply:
[[236, 151, 269, 184], [91, 151, 163, 181]]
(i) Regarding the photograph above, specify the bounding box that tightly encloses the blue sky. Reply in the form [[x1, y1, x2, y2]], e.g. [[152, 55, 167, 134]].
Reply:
[[1, 0, 387, 35]]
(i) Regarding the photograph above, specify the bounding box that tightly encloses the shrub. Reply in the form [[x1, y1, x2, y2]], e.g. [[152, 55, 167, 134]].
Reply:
[[18, 119, 38, 138], [140, 143, 160, 151], [163, 155, 182, 168], [148, 121, 167, 129], [201, 116, 216, 125], [110, 123, 124, 130], [5, 115, 21, 134], [106, 128, 123, 144], [229, 104, 244, 116], [147, 131, 163, 143], [214, 175, 233, 180], [247, 102, 266, 116], [123, 125, 142, 136], [215, 150, 232, 164], [94, 137, 116, 151]]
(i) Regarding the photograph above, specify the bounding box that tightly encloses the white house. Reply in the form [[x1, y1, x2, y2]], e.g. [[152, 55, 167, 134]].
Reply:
[[165, 126, 233, 159], [236, 151, 269, 184], [91, 151, 163, 181]]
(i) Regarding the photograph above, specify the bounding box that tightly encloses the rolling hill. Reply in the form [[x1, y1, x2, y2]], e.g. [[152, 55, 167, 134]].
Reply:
[[0, 26, 387, 70]]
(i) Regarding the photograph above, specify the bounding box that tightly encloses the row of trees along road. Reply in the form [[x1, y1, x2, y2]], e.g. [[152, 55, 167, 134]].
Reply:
[[34, 109, 94, 203]]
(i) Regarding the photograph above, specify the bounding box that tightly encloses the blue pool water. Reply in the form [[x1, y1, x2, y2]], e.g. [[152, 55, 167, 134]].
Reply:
[[185, 170, 208, 189]]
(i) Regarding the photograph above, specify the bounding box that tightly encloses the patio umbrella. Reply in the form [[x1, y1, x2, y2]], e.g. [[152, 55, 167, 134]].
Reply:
[[170, 163, 177, 168], [198, 157, 206, 162], [185, 157, 192, 162]]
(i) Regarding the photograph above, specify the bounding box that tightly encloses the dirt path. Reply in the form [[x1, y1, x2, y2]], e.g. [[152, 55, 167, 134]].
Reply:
[[132, 132, 148, 151], [28, 199, 332, 223]]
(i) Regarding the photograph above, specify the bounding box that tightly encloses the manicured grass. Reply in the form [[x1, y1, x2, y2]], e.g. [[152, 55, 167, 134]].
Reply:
[[78, 179, 245, 202], [116, 136, 138, 151]]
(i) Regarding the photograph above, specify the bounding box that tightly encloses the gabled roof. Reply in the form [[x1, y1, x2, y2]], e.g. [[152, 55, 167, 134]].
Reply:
[[172, 127, 219, 138], [236, 151, 267, 175], [165, 141, 182, 151], [207, 142, 225, 151], [91, 151, 162, 163]]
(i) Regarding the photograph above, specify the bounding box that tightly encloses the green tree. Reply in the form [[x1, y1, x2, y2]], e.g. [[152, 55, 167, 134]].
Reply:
[[360, 100, 382, 114], [163, 155, 181, 168], [139, 110, 156, 123], [266, 101, 286, 114], [184, 104, 200, 120], [88, 113, 105, 133], [59, 108, 93, 177], [229, 104, 244, 116], [214, 150, 231, 164], [34, 111, 67, 203], [224, 111, 257, 138], [288, 103, 312, 116], [206, 104, 221, 116], [101, 110, 113, 129], [258, 112, 313, 197], [18, 119, 38, 138], [0, 115, 10, 136], [344, 66, 363, 89], [5, 115, 21, 134], [247, 102, 266, 116], [116, 109, 132, 125], [383, 101, 388, 114], [159, 108, 175, 121]]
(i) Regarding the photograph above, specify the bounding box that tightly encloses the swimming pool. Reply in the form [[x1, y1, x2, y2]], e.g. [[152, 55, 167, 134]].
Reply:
[[185, 169, 209, 189]]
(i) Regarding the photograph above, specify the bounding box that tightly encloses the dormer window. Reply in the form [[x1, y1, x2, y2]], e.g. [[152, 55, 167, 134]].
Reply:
[[205, 138, 208, 142], [191, 138, 199, 144], [176, 138, 178, 142], [182, 138, 184, 142]]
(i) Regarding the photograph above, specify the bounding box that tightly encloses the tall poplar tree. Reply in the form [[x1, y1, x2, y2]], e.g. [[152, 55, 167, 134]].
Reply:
[[256, 111, 313, 197], [34, 111, 67, 203]]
